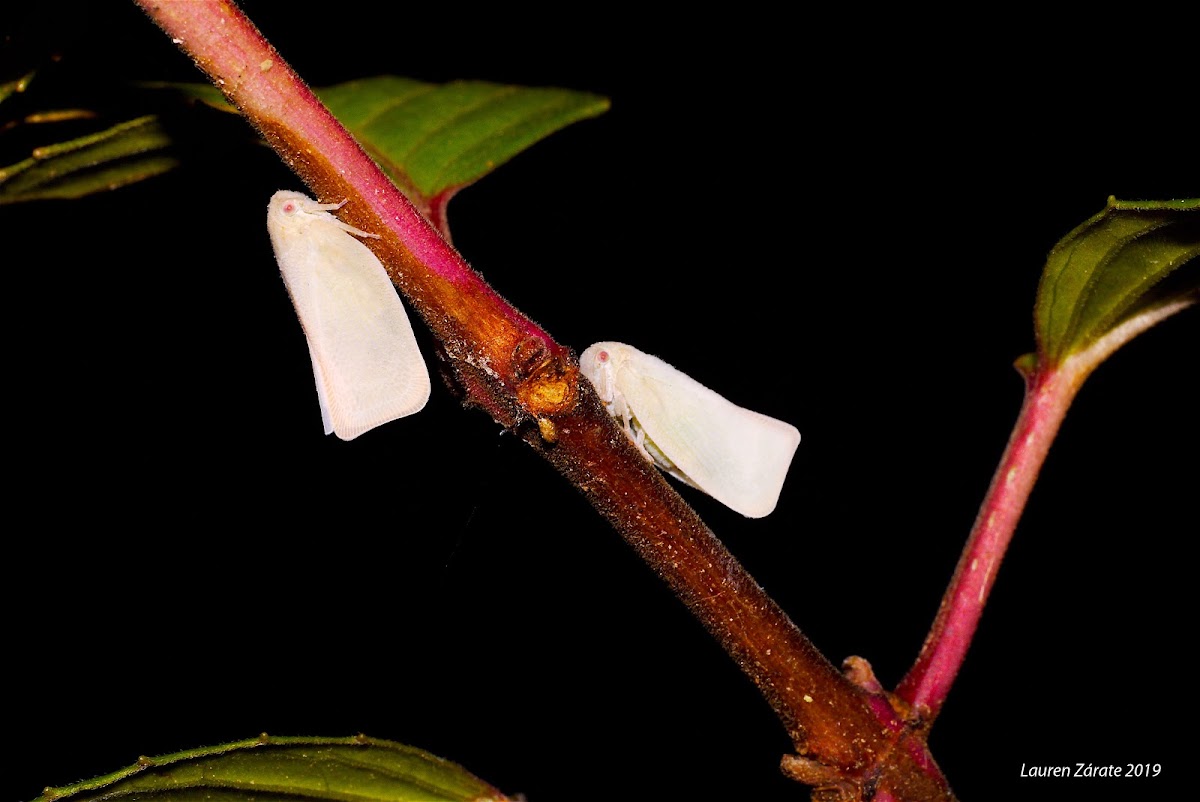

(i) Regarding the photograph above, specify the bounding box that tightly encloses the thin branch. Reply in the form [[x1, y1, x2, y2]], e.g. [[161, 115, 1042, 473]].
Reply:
[[896, 296, 1196, 719], [134, 1, 956, 797], [893, 363, 1079, 718]]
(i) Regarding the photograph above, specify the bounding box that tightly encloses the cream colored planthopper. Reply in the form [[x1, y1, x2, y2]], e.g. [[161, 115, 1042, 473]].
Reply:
[[579, 341, 800, 518], [267, 190, 430, 440]]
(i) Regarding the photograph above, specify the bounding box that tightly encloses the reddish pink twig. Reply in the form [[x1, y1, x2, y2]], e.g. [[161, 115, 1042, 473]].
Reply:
[[897, 298, 1195, 718], [895, 363, 1078, 717]]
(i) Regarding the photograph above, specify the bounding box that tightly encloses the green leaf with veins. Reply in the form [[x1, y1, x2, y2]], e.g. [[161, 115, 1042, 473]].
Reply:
[[33, 734, 512, 802], [315, 77, 609, 201], [1029, 197, 1198, 369]]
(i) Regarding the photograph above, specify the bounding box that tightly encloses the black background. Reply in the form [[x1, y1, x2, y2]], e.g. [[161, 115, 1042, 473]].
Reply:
[[4, 4, 1195, 801]]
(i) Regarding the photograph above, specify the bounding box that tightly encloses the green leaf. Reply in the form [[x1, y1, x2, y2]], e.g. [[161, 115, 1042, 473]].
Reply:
[[319, 77, 609, 200], [1033, 197, 1199, 366], [172, 76, 609, 210], [33, 734, 512, 802], [0, 115, 178, 204]]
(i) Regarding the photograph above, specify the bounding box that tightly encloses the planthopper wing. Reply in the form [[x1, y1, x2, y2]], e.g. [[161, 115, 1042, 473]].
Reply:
[[583, 342, 800, 518], [267, 190, 430, 440]]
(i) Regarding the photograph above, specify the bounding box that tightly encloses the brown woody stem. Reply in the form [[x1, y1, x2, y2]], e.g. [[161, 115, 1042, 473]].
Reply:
[[136, 1, 956, 797]]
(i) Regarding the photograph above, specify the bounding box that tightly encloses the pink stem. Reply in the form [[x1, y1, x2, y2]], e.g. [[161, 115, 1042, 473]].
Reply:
[[136, 0, 554, 389], [895, 362, 1082, 717], [896, 297, 1194, 718]]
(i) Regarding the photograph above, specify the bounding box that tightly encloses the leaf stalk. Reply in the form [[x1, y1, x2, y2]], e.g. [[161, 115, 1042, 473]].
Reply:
[[896, 295, 1195, 718]]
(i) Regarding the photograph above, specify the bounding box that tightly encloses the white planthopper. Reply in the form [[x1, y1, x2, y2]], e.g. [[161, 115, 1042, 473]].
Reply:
[[579, 341, 800, 518], [267, 190, 430, 440]]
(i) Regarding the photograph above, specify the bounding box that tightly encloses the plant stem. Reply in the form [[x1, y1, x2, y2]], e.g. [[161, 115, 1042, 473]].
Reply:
[[894, 363, 1080, 717], [894, 294, 1194, 719], [134, 2, 958, 796]]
